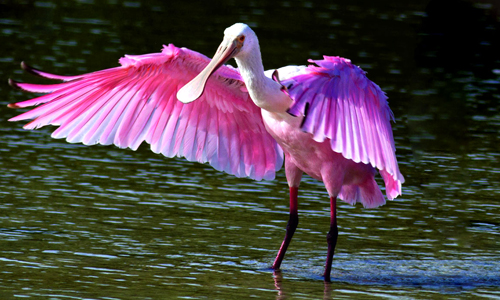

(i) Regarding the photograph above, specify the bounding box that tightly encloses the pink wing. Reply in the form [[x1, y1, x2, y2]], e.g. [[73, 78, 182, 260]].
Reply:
[[282, 56, 404, 199], [8, 44, 283, 181]]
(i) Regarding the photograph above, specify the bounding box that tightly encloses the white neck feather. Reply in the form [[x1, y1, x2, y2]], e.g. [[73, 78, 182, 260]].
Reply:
[[234, 49, 292, 113]]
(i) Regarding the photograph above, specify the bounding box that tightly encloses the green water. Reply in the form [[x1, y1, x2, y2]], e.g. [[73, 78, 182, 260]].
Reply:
[[0, 0, 499, 299]]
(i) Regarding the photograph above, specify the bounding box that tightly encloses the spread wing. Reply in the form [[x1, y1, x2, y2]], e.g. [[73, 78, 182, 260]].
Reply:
[[8, 44, 283, 181], [280, 56, 404, 199]]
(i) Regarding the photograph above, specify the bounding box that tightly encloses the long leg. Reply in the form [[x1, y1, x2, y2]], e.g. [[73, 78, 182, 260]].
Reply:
[[323, 196, 338, 282], [272, 156, 302, 270], [272, 186, 299, 270]]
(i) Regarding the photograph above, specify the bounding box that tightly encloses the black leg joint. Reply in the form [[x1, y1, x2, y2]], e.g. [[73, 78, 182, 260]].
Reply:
[[286, 214, 299, 234], [326, 226, 338, 244]]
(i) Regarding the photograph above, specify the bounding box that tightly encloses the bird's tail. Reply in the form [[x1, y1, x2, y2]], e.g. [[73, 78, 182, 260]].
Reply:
[[380, 169, 403, 200], [338, 178, 386, 209]]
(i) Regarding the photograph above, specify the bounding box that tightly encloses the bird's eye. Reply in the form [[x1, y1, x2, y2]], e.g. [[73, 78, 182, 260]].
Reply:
[[238, 35, 245, 42]]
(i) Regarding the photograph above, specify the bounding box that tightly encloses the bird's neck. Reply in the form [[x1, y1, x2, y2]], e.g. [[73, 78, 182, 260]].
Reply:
[[235, 50, 292, 113]]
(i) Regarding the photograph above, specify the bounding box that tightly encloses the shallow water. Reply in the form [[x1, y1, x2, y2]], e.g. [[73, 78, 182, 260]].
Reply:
[[0, 0, 499, 299]]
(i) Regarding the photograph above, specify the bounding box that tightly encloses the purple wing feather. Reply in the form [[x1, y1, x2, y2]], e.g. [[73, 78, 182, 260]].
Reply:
[[8, 44, 283, 181], [283, 56, 404, 199]]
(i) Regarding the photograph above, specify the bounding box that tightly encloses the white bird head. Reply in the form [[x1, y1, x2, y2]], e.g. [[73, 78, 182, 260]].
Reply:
[[222, 23, 259, 58], [177, 23, 259, 103]]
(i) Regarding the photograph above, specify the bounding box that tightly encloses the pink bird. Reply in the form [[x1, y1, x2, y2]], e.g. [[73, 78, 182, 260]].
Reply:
[[8, 23, 404, 281]]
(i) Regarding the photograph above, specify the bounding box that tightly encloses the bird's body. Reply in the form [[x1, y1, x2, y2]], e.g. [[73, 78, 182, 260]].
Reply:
[[263, 107, 376, 195], [8, 23, 404, 281]]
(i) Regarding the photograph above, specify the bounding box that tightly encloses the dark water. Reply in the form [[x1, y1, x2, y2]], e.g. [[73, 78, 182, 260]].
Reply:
[[1, 0, 499, 299]]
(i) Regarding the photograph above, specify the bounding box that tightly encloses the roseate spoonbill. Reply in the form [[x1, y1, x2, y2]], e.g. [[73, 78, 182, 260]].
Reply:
[[7, 23, 404, 281]]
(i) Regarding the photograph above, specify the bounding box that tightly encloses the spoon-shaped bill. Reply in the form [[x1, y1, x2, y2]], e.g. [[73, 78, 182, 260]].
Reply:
[[177, 38, 240, 103]]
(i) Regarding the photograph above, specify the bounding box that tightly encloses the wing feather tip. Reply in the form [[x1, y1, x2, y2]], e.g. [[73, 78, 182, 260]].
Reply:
[[20, 61, 40, 76], [7, 102, 20, 109], [20, 61, 29, 70], [286, 108, 299, 117], [8, 78, 22, 91]]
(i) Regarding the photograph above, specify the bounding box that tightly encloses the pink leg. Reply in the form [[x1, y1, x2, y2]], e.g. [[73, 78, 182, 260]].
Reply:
[[272, 186, 299, 270], [323, 196, 338, 282]]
